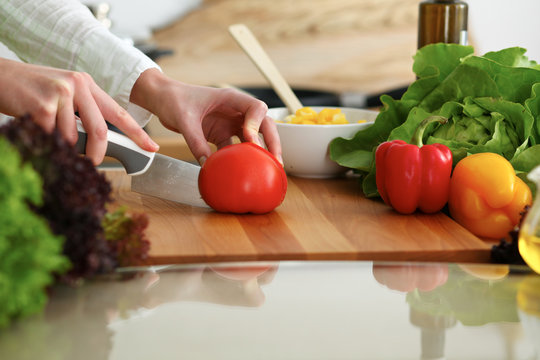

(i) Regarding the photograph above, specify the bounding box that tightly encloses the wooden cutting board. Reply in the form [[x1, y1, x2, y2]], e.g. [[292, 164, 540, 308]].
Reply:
[[104, 170, 492, 265]]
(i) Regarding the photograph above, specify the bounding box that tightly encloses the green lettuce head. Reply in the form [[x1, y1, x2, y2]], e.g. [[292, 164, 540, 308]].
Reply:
[[330, 44, 540, 197]]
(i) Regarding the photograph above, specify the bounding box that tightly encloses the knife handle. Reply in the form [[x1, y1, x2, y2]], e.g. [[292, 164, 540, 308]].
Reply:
[[75, 120, 155, 175]]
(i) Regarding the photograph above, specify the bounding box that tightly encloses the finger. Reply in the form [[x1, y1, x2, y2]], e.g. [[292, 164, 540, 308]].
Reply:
[[242, 116, 263, 147], [217, 89, 268, 145], [239, 102, 268, 146], [178, 117, 213, 165], [216, 136, 234, 149], [259, 116, 283, 165], [34, 77, 74, 134], [89, 82, 159, 152], [32, 98, 58, 134], [56, 93, 78, 145], [74, 86, 108, 165]]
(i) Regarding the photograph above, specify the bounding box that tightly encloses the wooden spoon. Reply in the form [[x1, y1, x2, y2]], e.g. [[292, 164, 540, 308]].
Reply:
[[228, 23, 303, 114]]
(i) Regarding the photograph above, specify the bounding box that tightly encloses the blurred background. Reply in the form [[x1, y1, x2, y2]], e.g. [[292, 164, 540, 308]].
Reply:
[[3, 0, 539, 92], [1, 0, 539, 158], [81, 0, 538, 152], [73, 0, 540, 94]]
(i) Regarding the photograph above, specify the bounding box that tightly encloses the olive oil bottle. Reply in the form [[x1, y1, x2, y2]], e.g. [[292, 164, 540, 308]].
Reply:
[[519, 231, 540, 274], [418, 0, 469, 48], [519, 166, 540, 274]]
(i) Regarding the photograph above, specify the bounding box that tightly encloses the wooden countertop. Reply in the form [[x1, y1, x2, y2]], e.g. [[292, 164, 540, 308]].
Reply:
[[152, 0, 418, 95], [104, 170, 492, 265]]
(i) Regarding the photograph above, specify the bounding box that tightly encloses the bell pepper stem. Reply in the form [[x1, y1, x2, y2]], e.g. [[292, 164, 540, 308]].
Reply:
[[411, 116, 448, 147]]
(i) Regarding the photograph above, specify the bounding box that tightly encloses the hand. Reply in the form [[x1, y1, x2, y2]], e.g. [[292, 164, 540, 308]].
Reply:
[[0, 58, 159, 165], [130, 68, 282, 165], [140, 264, 278, 309]]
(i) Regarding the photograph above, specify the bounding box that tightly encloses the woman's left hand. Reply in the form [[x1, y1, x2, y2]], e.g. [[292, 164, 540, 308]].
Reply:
[[130, 68, 282, 165]]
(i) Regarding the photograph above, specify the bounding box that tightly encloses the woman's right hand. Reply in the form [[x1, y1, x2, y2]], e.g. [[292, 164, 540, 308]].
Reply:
[[0, 58, 159, 165]]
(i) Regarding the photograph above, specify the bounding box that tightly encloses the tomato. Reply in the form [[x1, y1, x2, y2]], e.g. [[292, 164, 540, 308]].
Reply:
[[372, 263, 449, 292], [198, 142, 287, 214]]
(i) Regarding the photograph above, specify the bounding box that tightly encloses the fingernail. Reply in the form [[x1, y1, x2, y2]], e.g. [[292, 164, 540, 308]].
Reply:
[[150, 139, 160, 151], [198, 156, 207, 166], [277, 154, 284, 166], [246, 120, 260, 142], [91, 156, 101, 167]]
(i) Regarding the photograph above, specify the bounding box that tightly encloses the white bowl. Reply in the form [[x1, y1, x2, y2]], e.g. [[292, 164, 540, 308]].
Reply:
[[268, 107, 378, 178]]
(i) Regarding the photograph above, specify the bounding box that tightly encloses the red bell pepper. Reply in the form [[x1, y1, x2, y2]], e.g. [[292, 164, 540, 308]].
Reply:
[[375, 116, 453, 214]]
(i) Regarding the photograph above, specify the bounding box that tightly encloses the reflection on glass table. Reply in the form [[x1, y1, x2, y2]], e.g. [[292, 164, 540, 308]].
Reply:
[[0, 261, 539, 360]]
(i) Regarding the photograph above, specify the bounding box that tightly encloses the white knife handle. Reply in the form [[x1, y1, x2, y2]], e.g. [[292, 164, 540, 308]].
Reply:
[[75, 120, 155, 175]]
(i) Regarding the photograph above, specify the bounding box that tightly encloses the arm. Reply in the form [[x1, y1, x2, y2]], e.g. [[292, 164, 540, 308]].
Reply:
[[0, 0, 161, 164], [1, 0, 282, 165], [0, 57, 159, 165], [0, 0, 159, 126]]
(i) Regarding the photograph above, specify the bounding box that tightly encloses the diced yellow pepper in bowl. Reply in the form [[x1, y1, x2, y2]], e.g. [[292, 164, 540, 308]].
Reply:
[[282, 107, 366, 125]]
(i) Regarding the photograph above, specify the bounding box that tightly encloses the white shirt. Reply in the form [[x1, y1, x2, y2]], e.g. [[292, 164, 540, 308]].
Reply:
[[0, 0, 160, 126]]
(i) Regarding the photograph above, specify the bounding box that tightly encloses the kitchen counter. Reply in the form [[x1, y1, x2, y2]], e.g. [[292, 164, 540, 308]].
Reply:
[[104, 169, 492, 265], [1, 260, 538, 359]]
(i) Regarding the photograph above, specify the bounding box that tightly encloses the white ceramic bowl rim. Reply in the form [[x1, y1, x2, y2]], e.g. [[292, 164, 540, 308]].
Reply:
[[269, 107, 379, 178]]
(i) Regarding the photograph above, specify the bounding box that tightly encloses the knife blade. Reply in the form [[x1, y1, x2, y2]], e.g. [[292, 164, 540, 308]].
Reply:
[[75, 121, 209, 208]]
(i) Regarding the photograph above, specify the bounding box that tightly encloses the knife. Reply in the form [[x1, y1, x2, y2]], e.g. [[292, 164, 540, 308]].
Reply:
[[75, 121, 209, 208]]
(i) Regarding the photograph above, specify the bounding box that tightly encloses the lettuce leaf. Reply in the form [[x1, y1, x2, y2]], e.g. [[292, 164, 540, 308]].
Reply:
[[329, 44, 540, 197], [0, 138, 69, 329]]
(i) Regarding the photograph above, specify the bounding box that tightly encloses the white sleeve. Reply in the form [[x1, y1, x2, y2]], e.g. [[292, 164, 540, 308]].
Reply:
[[0, 0, 160, 127]]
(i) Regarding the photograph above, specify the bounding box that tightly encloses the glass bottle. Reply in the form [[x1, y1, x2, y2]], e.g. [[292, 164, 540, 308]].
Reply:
[[518, 166, 540, 274], [418, 0, 469, 48], [410, 307, 456, 360]]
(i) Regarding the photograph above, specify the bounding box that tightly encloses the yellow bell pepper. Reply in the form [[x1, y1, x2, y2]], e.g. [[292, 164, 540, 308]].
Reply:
[[448, 152, 532, 239]]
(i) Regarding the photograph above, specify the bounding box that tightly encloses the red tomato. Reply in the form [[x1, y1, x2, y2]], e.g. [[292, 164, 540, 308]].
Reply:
[[198, 142, 287, 214], [372, 263, 449, 292]]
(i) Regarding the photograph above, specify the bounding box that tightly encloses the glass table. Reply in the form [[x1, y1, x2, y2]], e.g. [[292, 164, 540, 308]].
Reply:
[[1, 261, 539, 359]]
